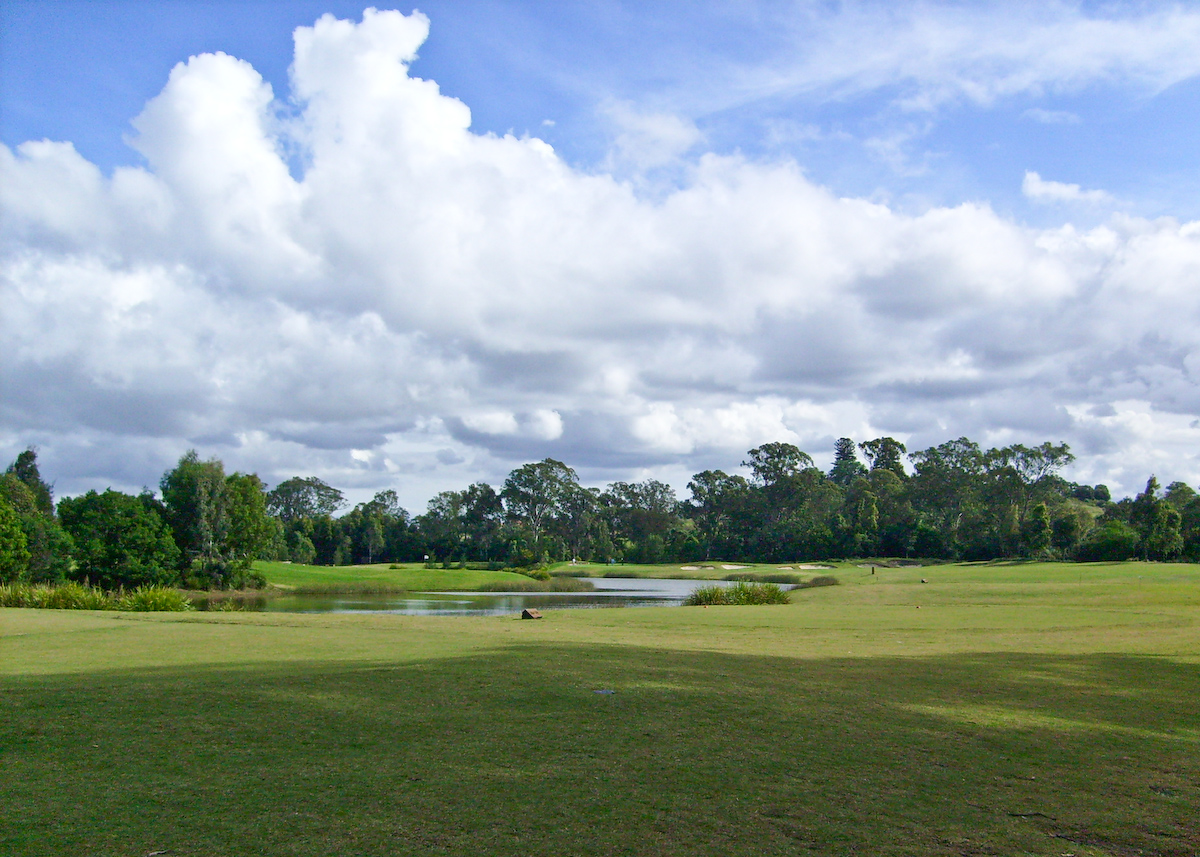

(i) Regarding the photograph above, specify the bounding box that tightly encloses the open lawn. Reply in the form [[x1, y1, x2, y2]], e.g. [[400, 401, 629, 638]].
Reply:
[[3, 561, 1199, 855]]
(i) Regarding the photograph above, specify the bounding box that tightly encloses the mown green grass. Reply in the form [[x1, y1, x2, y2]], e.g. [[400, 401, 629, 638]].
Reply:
[[3, 561, 1199, 856], [255, 560, 536, 591], [553, 560, 843, 579]]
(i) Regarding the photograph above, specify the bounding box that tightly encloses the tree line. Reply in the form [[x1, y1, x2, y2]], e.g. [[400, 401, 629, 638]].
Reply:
[[2, 436, 1197, 590]]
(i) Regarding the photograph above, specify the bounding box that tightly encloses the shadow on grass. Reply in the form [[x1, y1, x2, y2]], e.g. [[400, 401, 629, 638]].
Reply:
[[2, 647, 1198, 857]]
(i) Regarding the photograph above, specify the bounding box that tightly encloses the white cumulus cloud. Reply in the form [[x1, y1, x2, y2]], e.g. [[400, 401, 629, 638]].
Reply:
[[4, 8, 1200, 507]]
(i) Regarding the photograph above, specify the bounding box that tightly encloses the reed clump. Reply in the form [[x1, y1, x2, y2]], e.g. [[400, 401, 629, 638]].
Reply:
[[290, 582, 409, 596], [798, 575, 840, 588], [684, 581, 791, 606], [549, 568, 591, 578], [723, 571, 804, 584]]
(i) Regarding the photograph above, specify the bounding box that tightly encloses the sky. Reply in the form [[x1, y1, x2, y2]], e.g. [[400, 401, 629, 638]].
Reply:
[[3, 0, 1200, 511]]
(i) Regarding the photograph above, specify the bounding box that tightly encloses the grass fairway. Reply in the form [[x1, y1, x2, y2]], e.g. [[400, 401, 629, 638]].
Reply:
[[3, 562, 1199, 856], [255, 560, 537, 591]]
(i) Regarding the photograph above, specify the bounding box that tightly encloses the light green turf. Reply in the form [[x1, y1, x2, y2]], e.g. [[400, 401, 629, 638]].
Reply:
[[550, 560, 843, 579], [255, 559, 536, 591], [3, 561, 1199, 856]]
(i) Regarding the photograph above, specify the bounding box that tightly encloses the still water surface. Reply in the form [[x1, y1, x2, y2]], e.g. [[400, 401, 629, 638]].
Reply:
[[208, 577, 743, 617]]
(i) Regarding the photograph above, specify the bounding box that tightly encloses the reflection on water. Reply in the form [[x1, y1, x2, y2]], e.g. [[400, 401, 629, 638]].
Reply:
[[196, 577, 747, 616]]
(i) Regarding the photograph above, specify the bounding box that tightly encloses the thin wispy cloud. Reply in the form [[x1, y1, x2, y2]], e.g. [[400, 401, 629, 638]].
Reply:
[[718, 3, 1200, 113], [1022, 170, 1113, 204], [1022, 107, 1082, 124]]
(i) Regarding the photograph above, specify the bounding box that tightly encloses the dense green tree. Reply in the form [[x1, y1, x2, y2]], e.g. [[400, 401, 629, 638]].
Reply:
[[907, 438, 986, 556], [842, 477, 879, 555], [160, 451, 228, 567], [266, 476, 346, 522], [743, 442, 814, 487], [1076, 520, 1140, 561], [224, 473, 275, 563], [0, 472, 74, 583], [685, 470, 751, 559], [859, 437, 908, 477], [1022, 502, 1052, 556], [288, 529, 316, 564], [7, 448, 54, 516], [502, 459, 579, 557], [1130, 478, 1183, 561], [1163, 482, 1197, 510], [0, 493, 30, 582], [58, 489, 180, 589], [558, 484, 601, 562], [160, 452, 271, 587]]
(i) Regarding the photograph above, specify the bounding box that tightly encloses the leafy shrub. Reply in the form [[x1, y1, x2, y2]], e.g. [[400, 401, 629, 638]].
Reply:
[[1075, 521, 1139, 562], [685, 582, 790, 606]]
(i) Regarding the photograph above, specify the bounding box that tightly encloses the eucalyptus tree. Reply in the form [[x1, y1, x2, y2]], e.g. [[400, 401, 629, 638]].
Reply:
[[685, 469, 751, 559], [160, 451, 274, 587], [501, 459, 579, 560], [743, 442, 814, 487], [266, 476, 346, 522], [859, 437, 908, 478]]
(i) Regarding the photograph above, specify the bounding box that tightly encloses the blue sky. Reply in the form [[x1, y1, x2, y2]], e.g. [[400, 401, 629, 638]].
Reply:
[[3, 1, 1200, 508], [7, 1, 1199, 217]]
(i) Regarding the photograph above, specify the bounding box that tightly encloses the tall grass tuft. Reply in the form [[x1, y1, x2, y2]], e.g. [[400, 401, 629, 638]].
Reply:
[[0, 582, 193, 611], [116, 586, 195, 612], [685, 581, 791, 606]]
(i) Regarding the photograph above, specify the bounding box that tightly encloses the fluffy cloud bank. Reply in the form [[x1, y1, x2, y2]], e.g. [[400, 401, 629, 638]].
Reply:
[[4, 8, 1200, 506]]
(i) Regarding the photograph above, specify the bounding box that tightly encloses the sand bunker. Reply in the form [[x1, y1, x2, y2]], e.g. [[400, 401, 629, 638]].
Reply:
[[797, 564, 835, 569], [721, 564, 748, 569], [680, 565, 700, 570]]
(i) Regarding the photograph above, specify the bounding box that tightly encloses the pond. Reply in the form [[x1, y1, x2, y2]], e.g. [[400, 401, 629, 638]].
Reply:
[[197, 577, 750, 617]]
